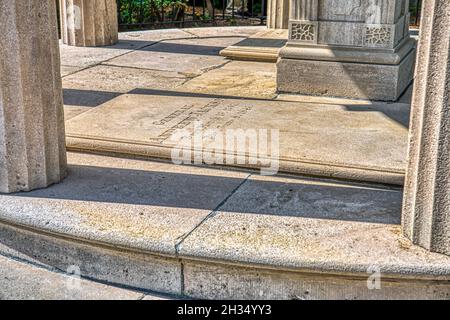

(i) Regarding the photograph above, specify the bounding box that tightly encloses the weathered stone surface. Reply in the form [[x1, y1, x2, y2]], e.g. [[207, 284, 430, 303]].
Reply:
[[0, 152, 248, 256], [0, 0, 67, 193], [183, 260, 450, 300], [106, 37, 244, 77], [277, 48, 416, 101], [63, 65, 187, 94], [119, 28, 195, 46], [0, 223, 182, 295], [178, 61, 277, 99], [60, 0, 118, 47], [220, 29, 288, 62], [0, 254, 144, 300], [277, 0, 416, 101], [64, 93, 409, 185], [60, 42, 136, 68], [181, 26, 265, 38], [1, 153, 450, 299], [402, 0, 450, 256], [61, 65, 84, 77], [267, 0, 290, 29], [178, 175, 450, 293], [64, 106, 92, 121]]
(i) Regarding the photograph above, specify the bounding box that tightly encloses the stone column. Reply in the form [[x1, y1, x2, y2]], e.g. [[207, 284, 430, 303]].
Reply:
[[0, 0, 67, 193], [60, 0, 118, 47], [277, 0, 416, 101], [267, 0, 290, 29], [402, 0, 450, 256]]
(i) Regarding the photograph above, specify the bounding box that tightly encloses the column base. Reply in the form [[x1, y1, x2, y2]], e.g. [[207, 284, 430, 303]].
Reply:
[[277, 39, 417, 101]]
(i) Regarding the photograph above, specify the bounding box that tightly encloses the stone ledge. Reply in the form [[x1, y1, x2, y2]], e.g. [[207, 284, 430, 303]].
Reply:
[[220, 29, 288, 62], [0, 152, 449, 299]]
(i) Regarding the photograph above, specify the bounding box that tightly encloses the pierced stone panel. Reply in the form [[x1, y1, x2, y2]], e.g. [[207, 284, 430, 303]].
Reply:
[[363, 24, 394, 48], [289, 21, 318, 43]]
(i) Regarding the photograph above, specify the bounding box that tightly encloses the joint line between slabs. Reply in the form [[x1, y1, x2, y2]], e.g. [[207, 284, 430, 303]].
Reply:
[[174, 173, 251, 255]]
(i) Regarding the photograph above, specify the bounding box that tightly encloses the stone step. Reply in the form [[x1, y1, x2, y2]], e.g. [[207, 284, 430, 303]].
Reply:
[[219, 29, 288, 62], [1, 152, 449, 300]]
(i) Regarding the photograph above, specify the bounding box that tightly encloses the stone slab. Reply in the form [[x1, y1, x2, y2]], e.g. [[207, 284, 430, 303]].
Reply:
[[0, 254, 144, 300], [119, 29, 195, 48], [177, 61, 277, 99], [105, 37, 246, 77], [277, 48, 416, 101], [64, 106, 92, 121], [60, 28, 197, 68], [220, 29, 288, 62], [62, 65, 187, 93], [0, 152, 248, 257], [65, 94, 409, 185], [59, 41, 136, 68], [178, 174, 450, 281]]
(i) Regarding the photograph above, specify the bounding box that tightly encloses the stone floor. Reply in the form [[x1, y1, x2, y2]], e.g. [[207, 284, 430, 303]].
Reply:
[[61, 26, 411, 185]]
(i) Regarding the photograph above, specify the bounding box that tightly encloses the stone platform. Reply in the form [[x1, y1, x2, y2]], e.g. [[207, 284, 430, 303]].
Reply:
[[0, 152, 449, 299], [61, 27, 412, 185]]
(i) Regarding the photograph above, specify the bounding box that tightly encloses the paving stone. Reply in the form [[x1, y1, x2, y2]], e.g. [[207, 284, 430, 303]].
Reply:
[[61, 65, 84, 77], [105, 37, 245, 76], [59, 41, 138, 68], [178, 61, 277, 99], [119, 29, 195, 47], [64, 106, 92, 121], [62, 65, 187, 94]]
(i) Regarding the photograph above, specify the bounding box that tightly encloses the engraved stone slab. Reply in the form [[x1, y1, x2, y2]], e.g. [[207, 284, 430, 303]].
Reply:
[[65, 93, 409, 184]]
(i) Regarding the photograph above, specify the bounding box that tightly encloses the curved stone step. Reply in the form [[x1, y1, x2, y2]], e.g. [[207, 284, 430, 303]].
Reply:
[[1, 152, 449, 300]]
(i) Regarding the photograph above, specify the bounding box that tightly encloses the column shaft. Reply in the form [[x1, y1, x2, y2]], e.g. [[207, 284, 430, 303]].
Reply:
[[268, 0, 290, 29], [0, 0, 67, 193], [402, 0, 450, 255], [60, 0, 118, 47]]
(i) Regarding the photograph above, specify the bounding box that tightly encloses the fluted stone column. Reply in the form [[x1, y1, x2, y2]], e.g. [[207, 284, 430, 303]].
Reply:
[[0, 0, 67, 193], [402, 0, 450, 256], [277, 0, 416, 101], [60, 0, 118, 47], [267, 0, 290, 29]]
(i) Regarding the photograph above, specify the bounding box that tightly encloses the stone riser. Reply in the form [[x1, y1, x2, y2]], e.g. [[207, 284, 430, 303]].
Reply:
[[1, 221, 449, 300]]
